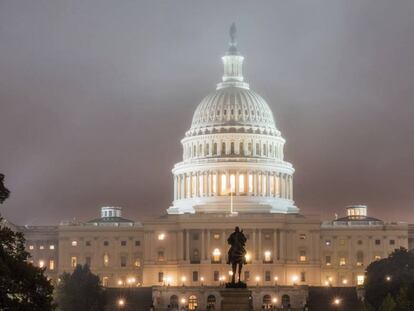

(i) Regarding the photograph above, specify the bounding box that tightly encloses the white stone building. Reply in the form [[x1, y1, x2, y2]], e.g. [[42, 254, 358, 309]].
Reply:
[[17, 26, 412, 310]]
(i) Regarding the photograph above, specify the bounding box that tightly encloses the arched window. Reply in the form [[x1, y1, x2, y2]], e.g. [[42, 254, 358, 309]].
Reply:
[[282, 295, 290, 308], [222, 142, 226, 155], [199, 144, 202, 156], [212, 248, 221, 263], [213, 143, 217, 155], [239, 174, 245, 193], [230, 174, 236, 193], [188, 295, 198, 310], [205, 143, 210, 156], [192, 249, 200, 261], [239, 142, 244, 155], [103, 254, 109, 267], [220, 174, 227, 195], [230, 142, 235, 154], [193, 145, 196, 157], [170, 295, 179, 309], [247, 142, 252, 155], [357, 251, 364, 266], [256, 143, 260, 156], [263, 144, 267, 156], [262, 295, 272, 309], [207, 295, 216, 310]]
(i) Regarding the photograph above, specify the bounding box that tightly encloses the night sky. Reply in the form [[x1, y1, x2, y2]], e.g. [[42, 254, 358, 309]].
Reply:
[[1, 1, 413, 225]]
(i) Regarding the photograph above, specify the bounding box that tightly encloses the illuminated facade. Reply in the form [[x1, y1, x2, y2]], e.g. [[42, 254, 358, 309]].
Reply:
[[17, 27, 411, 310]]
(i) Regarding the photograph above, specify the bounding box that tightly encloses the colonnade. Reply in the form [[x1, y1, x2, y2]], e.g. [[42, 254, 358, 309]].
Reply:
[[173, 171, 293, 201], [183, 138, 283, 161]]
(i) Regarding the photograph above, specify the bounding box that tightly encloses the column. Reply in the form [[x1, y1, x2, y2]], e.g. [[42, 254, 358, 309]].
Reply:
[[273, 229, 278, 261], [253, 172, 257, 196], [203, 172, 208, 197], [236, 171, 240, 195], [222, 230, 226, 263], [252, 230, 257, 260], [173, 176, 177, 200], [177, 231, 184, 261], [206, 230, 211, 260], [258, 230, 262, 261], [201, 230, 205, 260], [185, 230, 190, 261], [266, 172, 271, 196], [195, 172, 199, 197]]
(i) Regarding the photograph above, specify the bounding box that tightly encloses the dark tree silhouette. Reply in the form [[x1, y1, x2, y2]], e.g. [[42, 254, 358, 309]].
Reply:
[[0, 173, 55, 310], [364, 248, 414, 310], [56, 264, 105, 311], [0, 173, 10, 204]]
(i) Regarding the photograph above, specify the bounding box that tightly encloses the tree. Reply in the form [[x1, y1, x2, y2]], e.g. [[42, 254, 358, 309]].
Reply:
[[55, 264, 105, 311], [364, 248, 414, 309], [395, 286, 411, 311], [0, 173, 55, 310], [378, 294, 396, 311]]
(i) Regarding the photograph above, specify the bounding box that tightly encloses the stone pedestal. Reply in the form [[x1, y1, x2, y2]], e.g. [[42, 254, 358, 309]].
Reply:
[[220, 288, 252, 311]]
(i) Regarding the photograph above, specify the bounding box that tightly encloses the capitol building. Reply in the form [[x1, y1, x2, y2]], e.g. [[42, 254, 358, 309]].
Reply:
[[15, 27, 414, 310]]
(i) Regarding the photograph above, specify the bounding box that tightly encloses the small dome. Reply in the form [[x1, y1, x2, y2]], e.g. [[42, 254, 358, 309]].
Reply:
[[189, 86, 277, 134]]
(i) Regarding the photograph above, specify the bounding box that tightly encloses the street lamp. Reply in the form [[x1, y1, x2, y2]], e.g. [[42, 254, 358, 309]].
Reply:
[[200, 276, 204, 286], [333, 298, 341, 310], [118, 298, 126, 310], [292, 275, 298, 285], [181, 276, 186, 286], [255, 276, 260, 286], [274, 276, 278, 286], [385, 275, 391, 282]]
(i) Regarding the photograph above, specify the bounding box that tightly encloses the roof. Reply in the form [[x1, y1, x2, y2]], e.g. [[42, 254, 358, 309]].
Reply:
[[87, 216, 135, 224]]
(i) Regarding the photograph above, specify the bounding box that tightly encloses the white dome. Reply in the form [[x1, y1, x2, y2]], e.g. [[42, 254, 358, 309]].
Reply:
[[167, 24, 297, 215], [189, 86, 278, 136]]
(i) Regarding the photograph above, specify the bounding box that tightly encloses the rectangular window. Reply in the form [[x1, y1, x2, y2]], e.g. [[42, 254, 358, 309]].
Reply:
[[357, 275, 365, 286], [248, 174, 253, 193], [213, 271, 219, 282], [325, 256, 331, 266], [375, 239, 381, 245], [389, 240, 395, 245], [104, 241, 109, 246], [134, 258, 141, 267], [299, 250, 307, 262], [300, 271, 306, 282], [29, 245, 34, 250], [193, 233, 199, 240], [71, 256, 77, 268], [39, 245, 44, 250], [85, 256, 91, 267], [299, 234, 306, 240], [49, 245, 55, 250], [265, 271, 271, 282], [158, 251, 165, 261], [192, 271, 199, 282], [135, 240, 140, 246], [49, 260, 55, 270], [158, 272, 164, 283], [120, 256, 127, 267], [339, 239, 345, 246], [339, 257, 346, 266], [86, 241, 91, 246], [71, 241, 78, 247], [244, 271, 250, 281], [121, 240, 127, 246]]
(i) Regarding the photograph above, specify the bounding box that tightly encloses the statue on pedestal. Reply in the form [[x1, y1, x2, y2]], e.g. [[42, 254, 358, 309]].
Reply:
[[226, 226, 247, 287]]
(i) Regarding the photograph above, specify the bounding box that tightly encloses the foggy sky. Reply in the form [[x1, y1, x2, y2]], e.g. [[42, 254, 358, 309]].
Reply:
[[1, 0, 413, 225]]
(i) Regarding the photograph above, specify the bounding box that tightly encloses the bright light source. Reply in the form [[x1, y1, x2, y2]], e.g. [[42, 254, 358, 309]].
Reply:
[[272, 298, 278, 303], [342, 279, 348, 285], [228, 270, 233, 276], [255, 276, 260, 282], [385, 275, 391, 281], [245, 253, 251, 262], [181, 298, 186, 304], [181, 276, 186, 282], [333, 298, 341, 305], [274, 276, 279, 282], [38, 260, 45, 268], [200, 277, 204, 282], [324, 281, 329, 286], [117, 280, 123, 286], [71, 241, 77, 246], [118, 299, 125, 307], [158, 233, 165, 241], [292, 275, 298, 283]]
